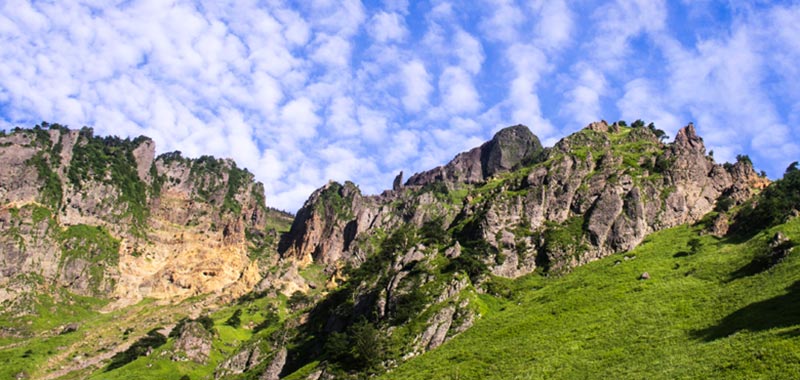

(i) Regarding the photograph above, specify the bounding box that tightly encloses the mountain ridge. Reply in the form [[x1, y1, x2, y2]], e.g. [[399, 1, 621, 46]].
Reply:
[[1, 119, 794, 380]]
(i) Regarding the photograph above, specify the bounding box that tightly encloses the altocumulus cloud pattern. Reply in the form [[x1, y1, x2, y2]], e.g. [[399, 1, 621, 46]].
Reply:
[[1, 0, 799, 211]]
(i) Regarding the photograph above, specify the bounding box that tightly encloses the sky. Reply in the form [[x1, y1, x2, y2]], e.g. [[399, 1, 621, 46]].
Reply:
[[1, 0, 799, 212]]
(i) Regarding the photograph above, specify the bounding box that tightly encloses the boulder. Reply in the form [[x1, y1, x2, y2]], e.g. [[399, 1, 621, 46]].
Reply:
[[172, 322, 212, 364]]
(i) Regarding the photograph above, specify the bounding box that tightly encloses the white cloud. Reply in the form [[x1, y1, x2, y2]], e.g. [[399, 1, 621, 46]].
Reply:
[[529, 0, 573, 50], [310, 34, 352, 67], [454, 30, 484, 74], [328, 96, 359, 136], [505, 44, 554, 138], [368, 11, 408, 43], [590, 0, 668, 69], [319, 145, 380, 183], [384, 129, 419, 167], [562, 65, 606, 126], [307, 0, 366, 37], [438, 66, 481, 115], [400, 60, 433, 112], [382, 0, 409, 14], [281, 98, 320, 141], [479, 0, 522, 42], [616, 78, 682, 137], [1, 1, 799, 211], [357, 106, 389, 144]]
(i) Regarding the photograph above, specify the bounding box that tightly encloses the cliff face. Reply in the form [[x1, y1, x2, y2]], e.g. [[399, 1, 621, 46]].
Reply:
[[283, 122, 763, 276], [0, 124, 275, 307]]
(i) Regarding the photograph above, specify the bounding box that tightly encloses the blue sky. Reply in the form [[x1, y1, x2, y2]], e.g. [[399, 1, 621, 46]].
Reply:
[[1, 0, 799, 212]]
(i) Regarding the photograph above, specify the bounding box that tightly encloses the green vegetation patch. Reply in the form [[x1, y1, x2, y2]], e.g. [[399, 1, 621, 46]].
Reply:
[[733, 163, 800, 235], [315, 181, 357, 220], [223, 163, 250, 215], [67, 129, 150, 230], [58, 224, 121, 293], [382, 218, 800, 380]]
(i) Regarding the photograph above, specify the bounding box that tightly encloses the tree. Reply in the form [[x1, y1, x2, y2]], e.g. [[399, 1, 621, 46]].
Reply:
[[631, 119, 645, 128], [647, 122, 668, 142], [736, 154, 752, 166], [787, 161, 799, 173], [323, 331, 350, 362], [349, 319, 385, 371]]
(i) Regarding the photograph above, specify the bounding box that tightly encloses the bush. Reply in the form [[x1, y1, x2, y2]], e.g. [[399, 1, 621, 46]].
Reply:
[[323, 331, 350, 362], [170, 316, 215, 338], [647, 122, 668, 142], [321, 318, 387, 372], [688, 238, 702, 255], [349, 319, 386, 371], [420, 219, 448, 246], [446, 249, 490, 283]]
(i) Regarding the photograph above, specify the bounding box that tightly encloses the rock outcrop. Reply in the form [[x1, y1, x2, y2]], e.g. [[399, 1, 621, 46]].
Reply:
[[172, 321, 212, 363], [0, 124, 279, 307], [282, 121, 762, 276], [406, 124, 544, 186]]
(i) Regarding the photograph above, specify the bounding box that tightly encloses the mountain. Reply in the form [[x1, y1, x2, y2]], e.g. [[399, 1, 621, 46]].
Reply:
[[0, 120, 796, 380], [281, 121, 763, 275], [0, 123, 296, 310]]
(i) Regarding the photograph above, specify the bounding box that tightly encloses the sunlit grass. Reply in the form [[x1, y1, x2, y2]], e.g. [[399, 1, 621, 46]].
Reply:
[[383, 218, 800, 380]]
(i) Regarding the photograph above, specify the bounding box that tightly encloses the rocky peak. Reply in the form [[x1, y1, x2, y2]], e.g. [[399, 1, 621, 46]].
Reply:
[[132, 138, 156, 184], [406, 124, 543, 186], [674, 123, 705, 154], [481, 124, 543, 178], [279, 181, 365, 265]]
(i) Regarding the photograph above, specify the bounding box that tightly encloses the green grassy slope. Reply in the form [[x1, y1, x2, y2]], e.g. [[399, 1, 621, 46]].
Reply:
[[383, 218, 800, 380]]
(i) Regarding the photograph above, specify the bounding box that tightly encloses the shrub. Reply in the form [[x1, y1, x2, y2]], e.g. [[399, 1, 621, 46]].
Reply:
[[688, 238, 702, 255], [349, 319, 386, 371], [420, 218, 448, 246], [647, 122, 668, 142]]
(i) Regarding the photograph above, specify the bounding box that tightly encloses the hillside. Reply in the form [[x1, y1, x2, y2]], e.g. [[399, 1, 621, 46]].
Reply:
[[0, 120, 796, 380], [383, 218, 800, 379]]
